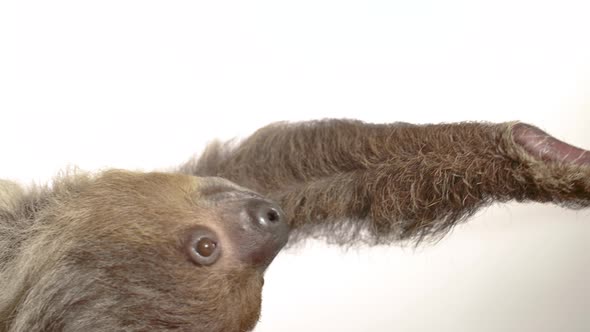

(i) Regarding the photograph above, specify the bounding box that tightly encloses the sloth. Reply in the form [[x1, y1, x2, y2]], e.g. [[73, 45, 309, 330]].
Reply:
[[0, 120, 589, 331]]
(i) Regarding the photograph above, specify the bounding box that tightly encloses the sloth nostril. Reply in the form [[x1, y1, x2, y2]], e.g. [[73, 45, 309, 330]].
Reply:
[[266, 208, 280, 223], [246, 198, 285, 230]]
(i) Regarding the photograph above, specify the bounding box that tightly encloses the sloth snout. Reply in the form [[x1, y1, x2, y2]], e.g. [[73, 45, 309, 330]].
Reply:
[[245, 198, 287, 236]]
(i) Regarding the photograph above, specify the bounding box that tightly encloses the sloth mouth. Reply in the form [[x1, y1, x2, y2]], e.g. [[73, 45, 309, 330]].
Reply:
[[512, 123, 590, 166]]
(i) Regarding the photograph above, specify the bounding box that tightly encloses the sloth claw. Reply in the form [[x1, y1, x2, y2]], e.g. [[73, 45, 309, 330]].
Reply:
[[512, 123, 590, 166]]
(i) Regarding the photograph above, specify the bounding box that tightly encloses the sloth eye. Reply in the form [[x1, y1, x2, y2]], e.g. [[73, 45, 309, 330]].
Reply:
[[196, 237, 217, 257], [186, 229, 221, 266]]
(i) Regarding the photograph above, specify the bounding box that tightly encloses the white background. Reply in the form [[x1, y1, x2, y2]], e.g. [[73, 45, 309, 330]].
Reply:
[[1, 1, 589, 331]]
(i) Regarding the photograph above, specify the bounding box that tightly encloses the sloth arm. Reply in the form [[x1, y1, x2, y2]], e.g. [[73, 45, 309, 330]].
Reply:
[[181, 120, 590, 243]]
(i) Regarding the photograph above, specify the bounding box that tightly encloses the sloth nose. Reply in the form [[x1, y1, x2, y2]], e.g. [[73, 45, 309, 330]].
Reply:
[[242, 197, 289, 269], [245, 198, 287, 233]]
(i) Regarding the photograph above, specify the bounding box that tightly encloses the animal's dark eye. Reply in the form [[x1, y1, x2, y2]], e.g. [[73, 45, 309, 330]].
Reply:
[[196, 237, 217, 257], [186, 229, 221, 266]]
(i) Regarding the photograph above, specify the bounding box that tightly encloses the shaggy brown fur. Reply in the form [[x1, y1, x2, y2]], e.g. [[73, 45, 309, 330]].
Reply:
[[1, 119, 589, 331], [180, 120, 590, 244], [0, 171, 284, 332]]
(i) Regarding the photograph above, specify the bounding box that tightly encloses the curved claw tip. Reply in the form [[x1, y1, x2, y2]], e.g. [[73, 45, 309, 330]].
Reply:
[[512, 123, 590, 166]]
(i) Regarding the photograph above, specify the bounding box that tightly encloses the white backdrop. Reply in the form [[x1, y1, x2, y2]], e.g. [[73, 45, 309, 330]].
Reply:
[[1, 1, 589, 331]]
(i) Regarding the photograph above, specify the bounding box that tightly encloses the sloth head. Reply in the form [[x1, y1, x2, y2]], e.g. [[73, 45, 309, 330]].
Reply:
[[1, 171, 289, 332]]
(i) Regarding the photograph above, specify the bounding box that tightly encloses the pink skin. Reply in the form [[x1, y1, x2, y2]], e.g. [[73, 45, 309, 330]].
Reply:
[[512, 123, 590, 166]]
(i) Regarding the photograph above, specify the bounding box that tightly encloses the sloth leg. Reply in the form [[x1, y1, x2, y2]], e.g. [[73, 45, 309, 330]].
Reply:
[[185, 120, 590, 243]]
